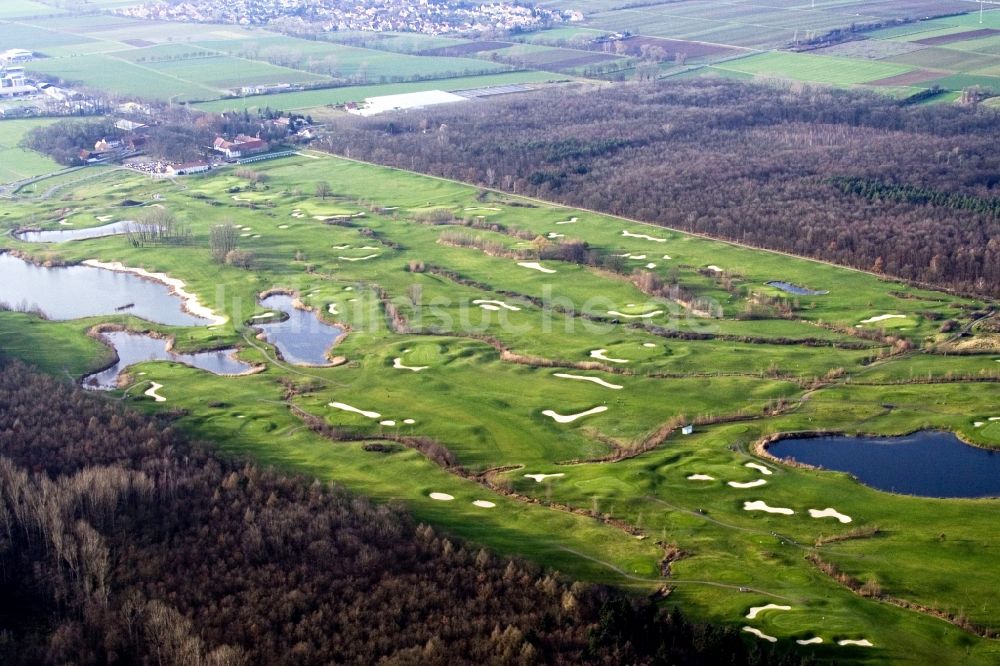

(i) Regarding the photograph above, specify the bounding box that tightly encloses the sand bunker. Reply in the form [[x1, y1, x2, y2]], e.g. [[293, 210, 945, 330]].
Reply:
[[58, 219, 73, 225], [645, 263, 657, 269], [974, 422, 984, 427], [860, 314, 905, 324], [796, 637, 823, 645], [429, 492, 454, 501], [556, 217, 578, 225], [745, 462, 773, 476], [662, 255, 671, 260], [96, 215, 113, 222], [837, 639, 873, 647], [251, 312, 275, 320], [643, 343, 658, 348], [744, 500, 794, 515], [473, 299, 521, 312], [328, 304, 339, 315], [328, 401, 381, 419], [525, 473, 565, 482], [687, 474, 715, 481], [473, 500, 496, 508], [547, 232, 564, 239], [808, 508, 852, 524], [517, 261, 556, 274], [332, 244, 350, 249], [278, 224, 290, 229], [393, 357, 428, 372], [339, 254, 379, 262], [608, 310, 663, 319], [542, 406, 608, 423], [480, 304, 500, 311], [403, 418, 416, 425], [380, 420, 396, 426], [590, 349, 628, 363], [82, 260, 228, 325], [742, 627, 777, 643], [728, 479, 768, 489], [240, 233, 251, 237], [745, 604, 791, 620], [706, 265, 723, 273], [553, 373, 623, 390], [622, 230, 666, 242], [144, 382, 166, 402]]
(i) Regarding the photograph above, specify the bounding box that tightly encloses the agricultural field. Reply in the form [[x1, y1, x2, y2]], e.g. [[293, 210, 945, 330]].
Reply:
[[0, 119, 63, 185], [710, 51, 914, 86], [0, 153, 997, 663]]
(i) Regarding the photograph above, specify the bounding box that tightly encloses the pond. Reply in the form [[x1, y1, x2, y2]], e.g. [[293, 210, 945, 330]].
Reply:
[[766, 281, 829, 296], [15, 221, 145, 243], [254, 293, 344, 366], [768, 431, 1000, 498], [84, 330, 256, 390], [0, 253, 212, 327]]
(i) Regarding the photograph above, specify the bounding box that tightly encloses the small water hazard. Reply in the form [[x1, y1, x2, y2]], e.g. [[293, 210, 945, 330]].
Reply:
[[84, 330, 255, 390], [253, 293, 343, 366], [0, 253, 212, 327], [15, 221, 148, 243], [766, 281, 829, 296], [768, 431, 1000, 498]]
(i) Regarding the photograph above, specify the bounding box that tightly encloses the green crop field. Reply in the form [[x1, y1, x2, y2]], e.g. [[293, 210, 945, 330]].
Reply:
[[712, 52, 914, 86], [0, 119, 63, 185], [0, 151, 997, 663]]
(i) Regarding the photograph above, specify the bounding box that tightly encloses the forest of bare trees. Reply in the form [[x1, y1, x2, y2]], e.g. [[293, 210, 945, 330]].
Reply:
[[320, 79, 1000, 297], [0, 361, 804, 665]]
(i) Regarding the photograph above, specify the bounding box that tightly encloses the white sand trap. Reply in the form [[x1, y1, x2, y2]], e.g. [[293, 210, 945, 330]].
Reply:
[[643, 343, 658, 348], [838, 639, 873, 647], [746, 604, 791, 620], [556, 217, 578, 225], [278, 224, 290, 229], [974, 422, 984, 427], [706, 265, 723, 272], [517, 261, 556, 274], [359, 246, 380, 250], [332, 244, 350, 249], [480, 304, 501, 311], [473, 299, 521, 311], [547, 232, 564, 239], [464, 206, 500, 211], [645, 263, 657, 269], [473, 500, 496, 508], [82, 260, 227, 325], [590, 349, 629, 363], [525, 473, 565, 482], [622, 230, 666, 242], [252, 234, 261, 239], [744, 500, 794, 515], [344, 286, 353, 291], [403, 418, 416, 425], [429, 492, 454, 501], [608, 310, 663, 319], [96, 215, 113, 222], [339, 254, 379, 262], [729, 479, 768, 489], [743, 627, 777, 643], [553, 373, 623, 390], [240, 233, 251, 237], [859, 314, 905, 324], [251, 312, 275, 320], [809, 508, 852, 524], [328, 401, 381, 419], [687, 474, 715, 481], [542, 405, 608, 423], [144, 382, 166, 402], [380, 420, 396, 426], [745, 462, 773, 476], [393, 358, 428, 372], [58, 219, 73, 225], [627, 254, 647, 260], [328, 304, 339, 315], [662, 255, 671, 260], [990, 417, 1000, 421], [796, 637, 823, 645]]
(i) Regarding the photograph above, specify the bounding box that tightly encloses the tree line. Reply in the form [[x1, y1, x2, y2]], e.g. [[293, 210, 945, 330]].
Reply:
[[0, 360, 805, 665], [319, 78, 1000, 297]]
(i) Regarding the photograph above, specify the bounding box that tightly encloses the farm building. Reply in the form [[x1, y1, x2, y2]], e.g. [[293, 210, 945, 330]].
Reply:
[[0, 66, 34, 97], [213, 135, 268, 159], [0, 48, 33, 63], [167, 162, 210, 176], [681, 425, 694, 435]]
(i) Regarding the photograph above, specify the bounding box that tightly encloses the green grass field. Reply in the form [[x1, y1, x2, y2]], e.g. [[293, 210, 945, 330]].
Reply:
[[713, 52, 914, 86], [0, 152, 997, 663], [0, 119, 63, 185]]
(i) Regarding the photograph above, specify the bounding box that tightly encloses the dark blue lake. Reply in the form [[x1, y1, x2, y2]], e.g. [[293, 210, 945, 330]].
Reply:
[[769, 431, 1000, 498], [254, 293, 343, 366]]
